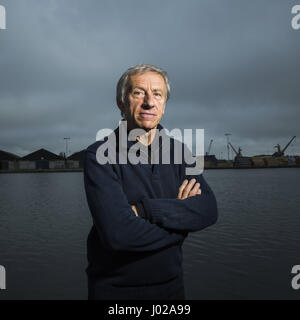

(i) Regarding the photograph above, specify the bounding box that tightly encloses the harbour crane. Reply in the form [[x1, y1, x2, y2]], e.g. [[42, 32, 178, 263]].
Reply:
[[228, 142, 253, 167], [206, 139, 213, 156], [228, 142, 242, 157], [272, 136, 296, 157]]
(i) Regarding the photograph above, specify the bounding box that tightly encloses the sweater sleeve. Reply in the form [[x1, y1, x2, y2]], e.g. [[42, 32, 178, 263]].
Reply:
[[83, 148, 187, 253], [139, 141, 218, 232], [140, 173, 218, 232]]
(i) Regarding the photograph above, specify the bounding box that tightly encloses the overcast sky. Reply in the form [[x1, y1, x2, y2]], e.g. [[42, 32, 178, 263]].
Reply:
[[0, 0, 299, 158]]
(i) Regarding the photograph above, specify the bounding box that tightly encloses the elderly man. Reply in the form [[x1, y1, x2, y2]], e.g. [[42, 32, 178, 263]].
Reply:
[[83, 64, 218, 300]]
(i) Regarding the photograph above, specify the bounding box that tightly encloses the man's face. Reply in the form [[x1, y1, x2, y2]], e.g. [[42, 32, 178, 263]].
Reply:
[[120, 71, 167, 131]]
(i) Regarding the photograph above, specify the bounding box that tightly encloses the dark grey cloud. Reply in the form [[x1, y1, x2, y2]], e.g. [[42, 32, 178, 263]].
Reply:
[[0, 0, 299, 158]]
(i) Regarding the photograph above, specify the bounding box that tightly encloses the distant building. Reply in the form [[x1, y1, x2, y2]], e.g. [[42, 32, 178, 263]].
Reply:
[[204, 155, 218, 168], [21, 148, 64, 161], [0, 150, 20, 170], [20, 148, 64, 170], [0, 150, 20, 161], [67, 149, 85, 168]]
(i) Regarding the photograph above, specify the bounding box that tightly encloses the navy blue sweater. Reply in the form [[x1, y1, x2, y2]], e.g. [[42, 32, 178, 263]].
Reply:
[[83, 123, 218, 300]]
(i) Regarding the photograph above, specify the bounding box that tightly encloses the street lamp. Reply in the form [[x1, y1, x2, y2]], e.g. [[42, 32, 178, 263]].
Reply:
[[64, 137, 70, 159], [225, 133, 231, 161]]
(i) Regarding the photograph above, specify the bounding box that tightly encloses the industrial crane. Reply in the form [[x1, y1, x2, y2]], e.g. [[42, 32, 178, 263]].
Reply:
[[206, 139, 213, 156], [272, 136, 296, 157], [228, 142, 242, 157]]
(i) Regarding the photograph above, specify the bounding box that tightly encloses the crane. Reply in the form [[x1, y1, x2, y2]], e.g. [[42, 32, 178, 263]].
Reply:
[[228, 142, 242, 157], [272, 136, 296, 157], [206, 139, 213, 156]]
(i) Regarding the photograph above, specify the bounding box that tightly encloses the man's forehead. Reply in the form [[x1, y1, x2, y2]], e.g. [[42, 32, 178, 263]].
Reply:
[[130, 72, 166, 88]]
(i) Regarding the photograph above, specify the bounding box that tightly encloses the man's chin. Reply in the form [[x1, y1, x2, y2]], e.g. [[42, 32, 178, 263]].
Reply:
[[126, 118, 159, 131], [136, 120, 158, 131], [141, 124, 157, 132]]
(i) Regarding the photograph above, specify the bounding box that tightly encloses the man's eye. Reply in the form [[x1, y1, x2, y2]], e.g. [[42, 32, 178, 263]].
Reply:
[[154, 93, 162, 97], [134, 91, 143, 95]]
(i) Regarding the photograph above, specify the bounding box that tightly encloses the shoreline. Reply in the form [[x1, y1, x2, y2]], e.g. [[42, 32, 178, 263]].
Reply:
[[0, 169, 83, 174], [0, 166, 299, 174]]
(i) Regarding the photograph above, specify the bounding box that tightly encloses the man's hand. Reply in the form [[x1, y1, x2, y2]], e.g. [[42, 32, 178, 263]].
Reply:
[[177, 178, 201, 200], [131, 205, 138, 216], [132, 179, 201, 214]]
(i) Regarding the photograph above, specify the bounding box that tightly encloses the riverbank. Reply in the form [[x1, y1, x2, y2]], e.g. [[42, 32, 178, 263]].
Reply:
[[1, 166, 299, 174], [0, 169, 83, 174]]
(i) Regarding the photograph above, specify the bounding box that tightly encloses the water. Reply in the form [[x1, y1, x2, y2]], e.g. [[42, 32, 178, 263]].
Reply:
[[0, 169, 300, 300]]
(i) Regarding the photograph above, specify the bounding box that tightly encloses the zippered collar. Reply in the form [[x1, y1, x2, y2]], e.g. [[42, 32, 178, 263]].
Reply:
[[115, 120, 165, 151], [113, 120, 168, 165]]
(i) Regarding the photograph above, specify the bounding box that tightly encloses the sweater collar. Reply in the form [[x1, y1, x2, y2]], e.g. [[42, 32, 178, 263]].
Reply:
[[115, 120, 165, 152]]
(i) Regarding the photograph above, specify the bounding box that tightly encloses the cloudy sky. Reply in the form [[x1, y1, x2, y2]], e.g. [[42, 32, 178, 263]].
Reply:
[[0, 0, 299, 158]]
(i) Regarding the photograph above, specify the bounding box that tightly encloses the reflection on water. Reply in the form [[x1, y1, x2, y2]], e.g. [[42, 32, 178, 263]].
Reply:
[[0, 169, 300, 299]]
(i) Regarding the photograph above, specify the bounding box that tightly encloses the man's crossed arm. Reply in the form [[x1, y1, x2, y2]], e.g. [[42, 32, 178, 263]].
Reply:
[[84, 146, 217, 253], [84, 148, 189, 253], [131, 176, 217, 232], [132, 178, 201, 214]]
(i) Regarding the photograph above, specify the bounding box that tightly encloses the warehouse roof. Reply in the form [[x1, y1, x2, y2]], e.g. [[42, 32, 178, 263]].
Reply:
[[21, 148, 64, 161], [0, 150, 20, 161], [67, 149, 85, 161]]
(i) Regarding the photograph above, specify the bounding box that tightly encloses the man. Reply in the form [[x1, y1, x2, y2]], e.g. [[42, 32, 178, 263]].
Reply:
[[83, 64, 218, 300]]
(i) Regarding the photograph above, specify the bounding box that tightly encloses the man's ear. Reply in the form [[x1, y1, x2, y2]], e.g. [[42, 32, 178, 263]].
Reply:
[[117, 100, 127, 118], [117, 100, 124, 113]]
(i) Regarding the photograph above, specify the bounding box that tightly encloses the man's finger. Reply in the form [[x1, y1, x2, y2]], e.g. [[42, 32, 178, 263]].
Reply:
[[182, 178, 196, 199], [177, 179, 188, 199], [189, 182, 200, 197], [131, 205, 138, 216]]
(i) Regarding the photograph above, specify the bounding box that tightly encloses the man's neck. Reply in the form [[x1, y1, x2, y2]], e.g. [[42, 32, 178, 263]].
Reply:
[[126, 122, 158, 146], [136, 127, 157, 146]]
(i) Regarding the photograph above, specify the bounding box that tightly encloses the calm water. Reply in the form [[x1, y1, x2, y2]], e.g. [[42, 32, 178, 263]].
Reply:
[[0, 169, 300, 300]]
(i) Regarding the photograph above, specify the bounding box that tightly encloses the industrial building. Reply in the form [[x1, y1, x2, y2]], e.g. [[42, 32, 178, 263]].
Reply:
[[20, 148, 65, 170], [67, 149, 85, 169], [0, 150, 20, 170]]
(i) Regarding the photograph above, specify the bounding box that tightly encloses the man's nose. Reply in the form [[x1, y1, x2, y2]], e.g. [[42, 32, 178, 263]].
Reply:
[[143, 93, 155, 108]]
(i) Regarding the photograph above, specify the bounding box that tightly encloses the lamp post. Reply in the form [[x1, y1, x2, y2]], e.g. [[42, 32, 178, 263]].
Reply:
[[225, 133, 231, 161], [64, 137, 70, 159]]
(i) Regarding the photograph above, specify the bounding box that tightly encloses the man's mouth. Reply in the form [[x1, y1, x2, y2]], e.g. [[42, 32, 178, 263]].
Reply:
[[139, 113, 156, 119]]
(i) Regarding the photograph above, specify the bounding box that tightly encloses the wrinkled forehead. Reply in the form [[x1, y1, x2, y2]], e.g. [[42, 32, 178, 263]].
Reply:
[[129, 72, 166, 91]]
